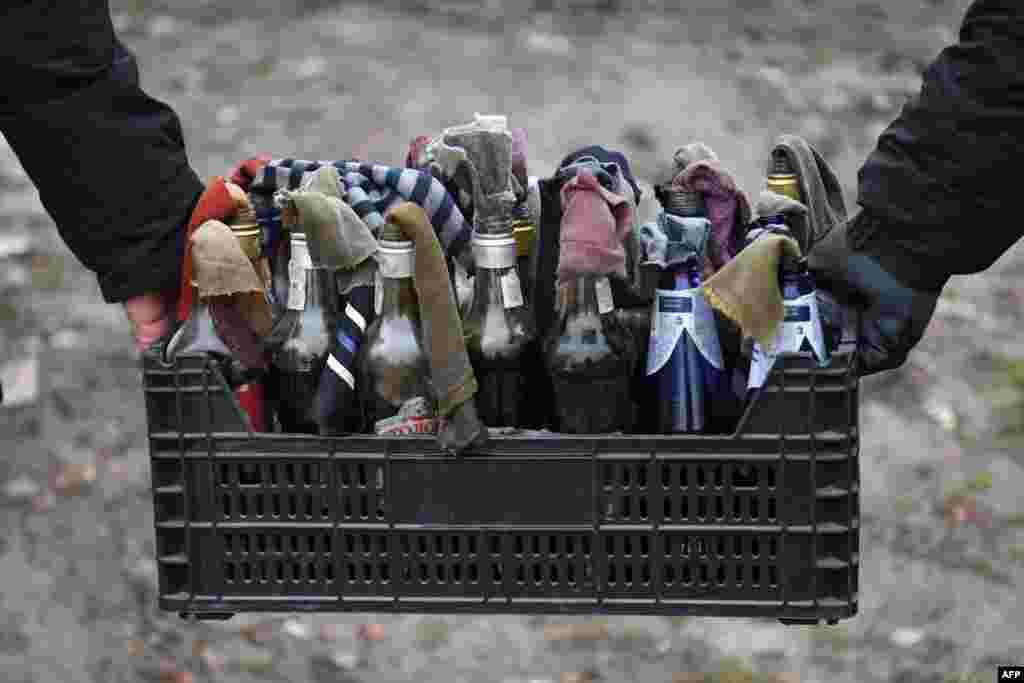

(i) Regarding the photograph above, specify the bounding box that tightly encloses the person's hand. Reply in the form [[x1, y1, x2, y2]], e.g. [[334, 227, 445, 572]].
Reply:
[[807, 210, 944, 377], [124, 287, 178, 354]]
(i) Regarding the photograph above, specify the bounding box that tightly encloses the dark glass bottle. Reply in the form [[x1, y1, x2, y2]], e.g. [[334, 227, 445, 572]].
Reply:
[[510, 202, 537, 304], [645, 190, 726, 434], [747, 259, 829, 393], [266, 231, 339, 434], [359, 232, 434, 434], [545, 275, 635, 434], [463, 228, 536, 428]]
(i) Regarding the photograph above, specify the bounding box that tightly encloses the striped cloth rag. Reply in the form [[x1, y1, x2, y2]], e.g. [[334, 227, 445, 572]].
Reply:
[[313, 284, 375, 435], [248, 159, 474, 272]]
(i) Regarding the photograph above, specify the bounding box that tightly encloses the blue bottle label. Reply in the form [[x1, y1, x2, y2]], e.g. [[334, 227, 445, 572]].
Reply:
[[646, 288, 723, 376]]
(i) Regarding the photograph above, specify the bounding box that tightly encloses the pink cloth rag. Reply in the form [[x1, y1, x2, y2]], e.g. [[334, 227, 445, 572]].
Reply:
[[673, 160, 752, 274], [405, 135, 433, 169], [558, 168, 633, 279]]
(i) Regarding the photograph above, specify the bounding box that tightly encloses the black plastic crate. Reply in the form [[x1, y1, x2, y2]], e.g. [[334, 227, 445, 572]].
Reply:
[[143, 344, 860, 626]]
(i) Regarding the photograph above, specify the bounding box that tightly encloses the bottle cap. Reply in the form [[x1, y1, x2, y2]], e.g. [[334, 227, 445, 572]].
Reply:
[[511, 222, 535, 258], [660, 187, 703, 215], [377, 240, 415, 279], [471, 232, 518, 270], [766, 150, 803, 202]]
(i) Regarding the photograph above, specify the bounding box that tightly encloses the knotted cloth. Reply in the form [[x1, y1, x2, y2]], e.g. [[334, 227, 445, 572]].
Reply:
[[246, 159, 473, 273], [190, 219, 274, 340], [769, 134, 847, 253], [701, 234, 803, 354], [670, 150, 753, 275], [558, 168, 634, 279]]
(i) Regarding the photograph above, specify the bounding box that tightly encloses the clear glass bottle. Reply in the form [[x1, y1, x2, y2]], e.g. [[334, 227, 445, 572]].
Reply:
[[359, 230, 434, 434], [545, 274, 635, 434], [266, 231, 339, 434], [462, 226, 536, 428]]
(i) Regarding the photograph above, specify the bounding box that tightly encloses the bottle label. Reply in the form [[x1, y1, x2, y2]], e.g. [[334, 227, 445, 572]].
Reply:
[[374, 269, 383, 315], [595, 276, 615, 315], [646, 288, 723, 376], [374, 396, 442, 436], [501, 271, 524, 309], [286, 261, 306, 311], [748, 291, 829, 389]]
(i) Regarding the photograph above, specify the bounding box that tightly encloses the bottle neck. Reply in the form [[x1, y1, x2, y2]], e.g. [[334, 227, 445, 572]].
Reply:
[[470, 232, 518, 298], [288, 237, 330, 311], [662, 258, 699, 289], [781, 267, 814, 299], [558, 275, 602, 317], [376, 244, 419, 318], [379, 275, 419, 318]]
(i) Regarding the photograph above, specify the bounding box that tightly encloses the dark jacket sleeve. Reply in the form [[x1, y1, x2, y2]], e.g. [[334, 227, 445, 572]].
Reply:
[[0, 1, 204, 303], [854, 0, 1024, 291]]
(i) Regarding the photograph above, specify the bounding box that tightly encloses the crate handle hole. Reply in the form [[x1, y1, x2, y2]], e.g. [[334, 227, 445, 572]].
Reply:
[[240, 464, 260, 486]]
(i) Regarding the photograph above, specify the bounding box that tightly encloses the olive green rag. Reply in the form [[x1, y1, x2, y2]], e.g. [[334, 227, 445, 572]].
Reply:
[[701, 233, 803, 353], [385, 202, 486, 453], [280, 166, 378, 272], [190, 219, 274, 338]]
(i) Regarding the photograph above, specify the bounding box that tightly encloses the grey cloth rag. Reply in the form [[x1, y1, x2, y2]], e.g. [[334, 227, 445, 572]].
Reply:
[[638, 211, 712, 272], [753, 189, 809, 224], [280, 166, 379, 271], [440, 123, 517, 225], [673, 142, 720, 174], [771, 134, 847, 254]]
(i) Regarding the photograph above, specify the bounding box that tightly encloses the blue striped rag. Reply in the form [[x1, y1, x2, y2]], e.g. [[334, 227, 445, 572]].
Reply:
[[248, 159, 474, 272], [313, 284, 375, 434]]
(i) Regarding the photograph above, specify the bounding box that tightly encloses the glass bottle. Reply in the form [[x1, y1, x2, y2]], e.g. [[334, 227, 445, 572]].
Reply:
[[265, 231, 339, 434], [747, 258, 830, 393], [462, 226, 536, 428], [359, 230, 435, 434], [545, 274, 635, 434], [742, 214, 792, 249], [164, 292, 269, 432], [510, 202, 537, 305], [766, 149, 803, 202], [645, 190, 726, 434]]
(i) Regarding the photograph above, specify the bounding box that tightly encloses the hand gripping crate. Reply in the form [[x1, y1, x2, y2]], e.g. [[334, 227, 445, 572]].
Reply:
[[142, 340, 860, 627]]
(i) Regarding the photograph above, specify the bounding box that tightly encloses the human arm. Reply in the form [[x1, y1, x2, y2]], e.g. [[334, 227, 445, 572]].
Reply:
[[809, 0, 1024, 375], [0, 0, 204, 348]]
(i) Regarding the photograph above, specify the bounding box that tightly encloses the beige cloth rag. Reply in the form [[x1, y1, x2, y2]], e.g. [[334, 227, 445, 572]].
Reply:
[[190, 219, 274, 338], [701, 233, 803, 353]]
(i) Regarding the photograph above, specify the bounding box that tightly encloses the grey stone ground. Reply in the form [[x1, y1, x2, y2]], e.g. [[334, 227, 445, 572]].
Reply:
[[2, 1, 1023, 681]]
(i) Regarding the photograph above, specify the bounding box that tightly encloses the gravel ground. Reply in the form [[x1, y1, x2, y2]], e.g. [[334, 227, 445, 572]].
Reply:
[[2, 1, 1023, 681]]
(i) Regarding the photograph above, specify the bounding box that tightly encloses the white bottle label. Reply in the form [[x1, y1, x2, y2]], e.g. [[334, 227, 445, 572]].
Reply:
[[374, 269, 383, 315], [646, 287, 723, 376], [501, 271, 524, 309], [286, 261, 306, 311], [748, 291, 830, 389], [595, 276, 615, 315]]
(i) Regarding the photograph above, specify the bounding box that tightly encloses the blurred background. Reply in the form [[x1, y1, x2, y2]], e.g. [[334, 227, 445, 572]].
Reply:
[[1, 1, 1022, 681]]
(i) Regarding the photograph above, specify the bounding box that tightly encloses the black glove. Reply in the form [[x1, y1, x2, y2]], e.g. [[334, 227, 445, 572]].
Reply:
[[807, 210, 945, 377]]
